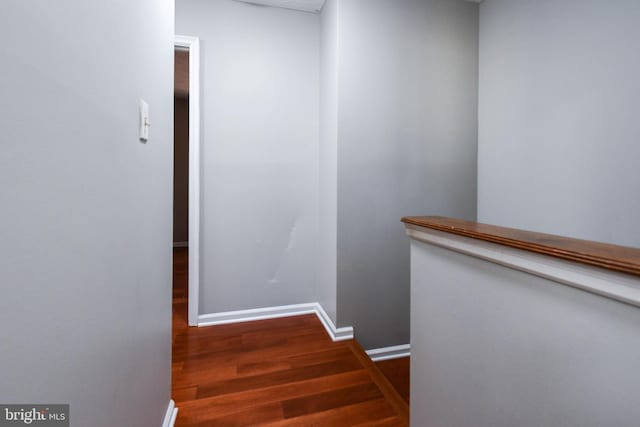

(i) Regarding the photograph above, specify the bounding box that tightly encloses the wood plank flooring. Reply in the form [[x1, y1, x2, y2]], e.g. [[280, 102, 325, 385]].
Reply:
[[172, 248, 409, 426], [374, 358, 410, 405]]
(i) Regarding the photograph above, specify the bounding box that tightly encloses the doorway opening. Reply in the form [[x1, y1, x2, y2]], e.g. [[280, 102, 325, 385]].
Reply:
[[173, 35, 200, 330]]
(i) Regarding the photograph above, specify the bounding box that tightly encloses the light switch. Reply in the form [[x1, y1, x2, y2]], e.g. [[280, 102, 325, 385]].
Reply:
[[139, 99, 150, 142]]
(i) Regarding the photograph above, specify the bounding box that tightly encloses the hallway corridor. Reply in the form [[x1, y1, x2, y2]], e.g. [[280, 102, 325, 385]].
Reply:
[[171, 248, 409, 426]]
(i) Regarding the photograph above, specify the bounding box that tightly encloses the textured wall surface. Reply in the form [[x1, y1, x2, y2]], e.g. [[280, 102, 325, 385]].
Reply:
[[411, 238, 640, 427], [336, 0, 479, 349], [478, 0, 640, 247], [0, 1, 174, 425], [177, 0, 321, 314]]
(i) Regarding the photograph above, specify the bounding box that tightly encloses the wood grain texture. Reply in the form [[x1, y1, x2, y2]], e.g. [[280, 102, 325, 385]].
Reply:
[[375, 358, 410, 404], [172, 249, 409, 426], [402, 216, 640, 276]]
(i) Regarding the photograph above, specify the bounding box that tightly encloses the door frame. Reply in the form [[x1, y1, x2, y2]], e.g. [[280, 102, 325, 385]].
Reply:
[[175, 35, 200, 326]]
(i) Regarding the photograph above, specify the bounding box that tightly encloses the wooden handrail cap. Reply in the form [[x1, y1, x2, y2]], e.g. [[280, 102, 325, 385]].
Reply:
[[402, 216, 640, 277]]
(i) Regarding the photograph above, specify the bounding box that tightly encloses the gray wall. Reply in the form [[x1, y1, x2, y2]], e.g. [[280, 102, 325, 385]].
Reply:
[[335, 0, 479, 349], [318, 0, 339, 324], [410, 239, 640, 427], [0, 1, 174, 426], [176, 0, 321, 314], [478, 0, 640, 247]]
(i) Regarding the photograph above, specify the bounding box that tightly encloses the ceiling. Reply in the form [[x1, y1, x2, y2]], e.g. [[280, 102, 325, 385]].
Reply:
[[234, 0, 482, 13], [233, 0, 326, 13]]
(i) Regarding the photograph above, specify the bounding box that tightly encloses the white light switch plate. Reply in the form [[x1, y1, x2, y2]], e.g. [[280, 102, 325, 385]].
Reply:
[[139, 99, 149, 142]]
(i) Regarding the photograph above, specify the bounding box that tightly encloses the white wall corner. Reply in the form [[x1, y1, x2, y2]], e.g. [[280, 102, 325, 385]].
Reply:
[[162, 400, 178, 427], [366, 344, 411, 362], [314, 303, 354, 341], [197, 303, 354, 342]]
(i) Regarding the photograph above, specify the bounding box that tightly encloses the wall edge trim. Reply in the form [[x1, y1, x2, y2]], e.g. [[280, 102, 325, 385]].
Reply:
[[406, 225, 640, 308], [366, 344, 411, 362], [161, 400, 178, 427], [174, 34, 201, 327]]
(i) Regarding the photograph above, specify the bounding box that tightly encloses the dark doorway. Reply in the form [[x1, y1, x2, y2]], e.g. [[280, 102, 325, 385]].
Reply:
[[173, 48, 190, 335]]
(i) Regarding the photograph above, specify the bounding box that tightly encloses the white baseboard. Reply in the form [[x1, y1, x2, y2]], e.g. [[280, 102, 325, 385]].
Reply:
[[314, 303, 354, 341], [173, 241, 188, 248], [198, 302, 354, 342], [366, 344, 411, 362], [161, 400, 178, 427], [196, 304, 409, 361]]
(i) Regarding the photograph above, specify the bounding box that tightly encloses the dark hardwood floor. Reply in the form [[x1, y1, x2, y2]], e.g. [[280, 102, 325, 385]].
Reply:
[[374, 358, 410, 405], [172, 248, 409, 426], [172, 247, 189, 342]]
